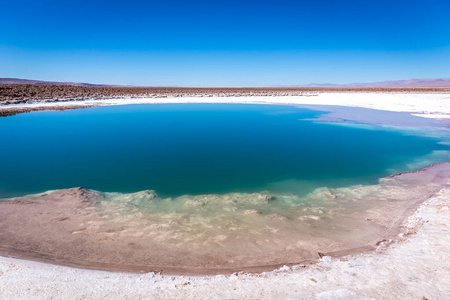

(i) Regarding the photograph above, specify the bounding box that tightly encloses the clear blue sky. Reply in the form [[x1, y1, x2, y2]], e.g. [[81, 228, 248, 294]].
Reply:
[[1, 0, 449, 87]]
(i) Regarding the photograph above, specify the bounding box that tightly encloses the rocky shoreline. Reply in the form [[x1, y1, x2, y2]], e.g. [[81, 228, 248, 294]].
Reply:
[[0, 105, 96, 117]]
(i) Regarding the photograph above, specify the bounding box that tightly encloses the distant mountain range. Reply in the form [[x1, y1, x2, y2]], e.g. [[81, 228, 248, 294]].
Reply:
[[295, 78, 450, 88], [0, 78, 120, 87], [1, 77, 450, 88]]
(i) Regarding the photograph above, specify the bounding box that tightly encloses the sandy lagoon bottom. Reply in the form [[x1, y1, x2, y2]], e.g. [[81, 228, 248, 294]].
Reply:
[[1, 103, 450, 275], [0, 162, 449, 275]]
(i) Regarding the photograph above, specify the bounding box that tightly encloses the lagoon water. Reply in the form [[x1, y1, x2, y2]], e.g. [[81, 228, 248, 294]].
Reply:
[[2, 103, 450, 273], [0, 104, 449, 198]]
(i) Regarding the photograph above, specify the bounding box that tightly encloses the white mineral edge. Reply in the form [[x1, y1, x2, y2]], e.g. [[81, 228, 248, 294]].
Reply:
[[0, 92, 450, 299]]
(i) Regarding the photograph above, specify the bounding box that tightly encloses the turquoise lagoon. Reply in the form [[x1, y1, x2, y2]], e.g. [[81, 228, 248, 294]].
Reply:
[[1, 103, 449, 198]]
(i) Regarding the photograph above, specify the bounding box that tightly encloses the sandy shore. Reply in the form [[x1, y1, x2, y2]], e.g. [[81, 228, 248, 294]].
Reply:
[[1, 93, 450, 299], [1, 162, 448, 276], [0, 175, 448, 299]]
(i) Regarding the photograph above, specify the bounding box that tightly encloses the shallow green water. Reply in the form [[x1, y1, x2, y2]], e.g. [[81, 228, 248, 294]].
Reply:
[[0, 104, 449, 198]]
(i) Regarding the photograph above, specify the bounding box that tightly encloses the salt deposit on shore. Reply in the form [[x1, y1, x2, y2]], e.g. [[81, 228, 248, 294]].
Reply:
[[1, 93, 450, 299]]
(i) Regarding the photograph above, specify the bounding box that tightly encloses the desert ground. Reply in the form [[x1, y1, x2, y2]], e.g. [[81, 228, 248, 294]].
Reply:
[[1, 87, 450, 299]]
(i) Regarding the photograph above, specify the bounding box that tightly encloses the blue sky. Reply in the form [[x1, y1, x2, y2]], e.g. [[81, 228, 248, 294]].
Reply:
[[1, 0, 449, 86]]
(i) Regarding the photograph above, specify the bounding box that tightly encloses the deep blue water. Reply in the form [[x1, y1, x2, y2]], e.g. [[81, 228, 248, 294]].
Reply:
[[0, 104, 448, 198]]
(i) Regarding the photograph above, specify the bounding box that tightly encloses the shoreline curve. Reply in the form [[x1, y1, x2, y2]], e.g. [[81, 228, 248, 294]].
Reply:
[[1, 161, 449, 275]]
